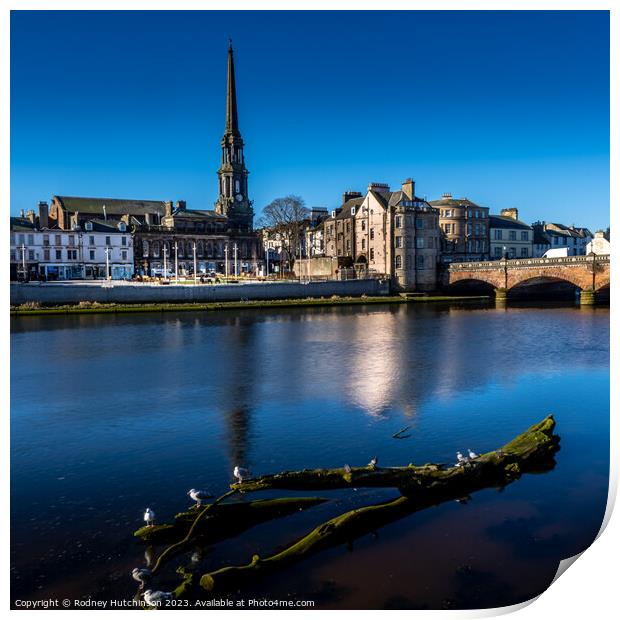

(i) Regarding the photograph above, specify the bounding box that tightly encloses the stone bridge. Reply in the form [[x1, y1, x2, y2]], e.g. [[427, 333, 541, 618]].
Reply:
[[448, 255, 610, 304]]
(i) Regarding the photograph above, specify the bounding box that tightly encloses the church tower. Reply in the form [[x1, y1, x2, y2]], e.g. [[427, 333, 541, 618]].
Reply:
[[215, 41, 253, 232]]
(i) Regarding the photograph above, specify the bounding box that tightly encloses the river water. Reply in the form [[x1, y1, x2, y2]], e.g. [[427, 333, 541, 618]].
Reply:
[[10, 301, 609, 609]]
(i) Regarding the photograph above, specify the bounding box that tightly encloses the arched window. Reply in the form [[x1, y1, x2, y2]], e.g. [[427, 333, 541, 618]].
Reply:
[[142, 240, 149, 257], [187, 241, 193, 257], [206, 242, 213, 258], [152, 241, 160, 258], [197, 241, 204, 257], [395, 255, 402, 269], [177, 242, 184, 258]]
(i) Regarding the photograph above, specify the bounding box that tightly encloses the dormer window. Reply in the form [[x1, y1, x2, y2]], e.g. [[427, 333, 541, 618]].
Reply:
[[85, 222, 93, 231], [118, 222, 126, 232], [351, 207, 356, 216]]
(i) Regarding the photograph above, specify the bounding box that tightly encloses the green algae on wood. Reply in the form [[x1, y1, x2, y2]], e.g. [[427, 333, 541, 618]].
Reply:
[[199, 416, 560, 594], [230, 415, 559, 495], [134, 496, 328, 543]]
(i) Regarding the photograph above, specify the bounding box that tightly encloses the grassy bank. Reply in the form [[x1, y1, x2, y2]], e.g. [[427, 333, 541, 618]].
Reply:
[[10, 295, 490, 316]]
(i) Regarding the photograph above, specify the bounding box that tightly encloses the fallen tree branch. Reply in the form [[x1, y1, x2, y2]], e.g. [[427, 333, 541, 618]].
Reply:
[[192, 415, 559, 596]]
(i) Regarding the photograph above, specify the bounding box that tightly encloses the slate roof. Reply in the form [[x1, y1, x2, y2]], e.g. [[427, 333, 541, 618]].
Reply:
[[429, 197, 485, 209], [489, 215, 533, 230], [171, 208, 226, 220], [335, 197, 364, 219], [10, 217, 36, 232], [53, 196, 167, 217]]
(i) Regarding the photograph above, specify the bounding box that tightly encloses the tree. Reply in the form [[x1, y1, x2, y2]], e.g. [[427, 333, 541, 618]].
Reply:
[[256, 195, 309, 266]]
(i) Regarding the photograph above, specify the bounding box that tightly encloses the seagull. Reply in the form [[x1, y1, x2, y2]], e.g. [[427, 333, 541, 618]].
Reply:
[[143, 507, 155, 527], [368, 456, 378, 468], [143, 590, 173, 606], [131, 567, 151, 589], [233, 466, 250, 483], [468, 449, 478, 459], [188, 488, 213, 507], [344, 464, 352, 474], [456, 451, 466, 466]]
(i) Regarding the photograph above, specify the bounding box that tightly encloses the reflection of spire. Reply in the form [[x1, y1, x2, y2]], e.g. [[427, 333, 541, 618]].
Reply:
[[225, 407, 251, 466]]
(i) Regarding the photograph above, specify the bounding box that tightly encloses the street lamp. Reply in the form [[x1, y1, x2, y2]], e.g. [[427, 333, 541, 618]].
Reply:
[[193, 242, 197, 285], [224, 244, 229, 279], [174, 241, 179, 283], [104, 246, 111, 280], [163, 246, 168, 279], [234, 243, 238, 277]]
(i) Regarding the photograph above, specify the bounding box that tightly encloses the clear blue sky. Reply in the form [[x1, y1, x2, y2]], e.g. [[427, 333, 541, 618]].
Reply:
[[10, 10, 610, 230]]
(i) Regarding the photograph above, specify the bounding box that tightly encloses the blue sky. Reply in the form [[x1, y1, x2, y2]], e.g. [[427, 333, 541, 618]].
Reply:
[[10, 10, 610, 230]]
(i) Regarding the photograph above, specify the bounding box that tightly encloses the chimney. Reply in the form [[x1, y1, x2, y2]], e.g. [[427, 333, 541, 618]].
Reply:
[[38, 201, 49, 229], [501, 208, 519, 221], [342, 191, 362, 205], [26, 209, 36, 225], [176, 200, 187, 211], [442, 192, 452, 200], [71, 211, 81, 230], [401, 178, 415, 200], [164, 201, 173, 218], [20, 209, 25, 218], [367, 182, 390, 192]]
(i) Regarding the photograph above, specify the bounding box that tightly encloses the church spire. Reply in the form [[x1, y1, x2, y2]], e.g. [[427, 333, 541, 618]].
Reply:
[[225, 40, 240, 137]]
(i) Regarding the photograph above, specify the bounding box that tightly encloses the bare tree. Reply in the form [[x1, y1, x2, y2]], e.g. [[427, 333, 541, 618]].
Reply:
[[257, 195, 309, 266]]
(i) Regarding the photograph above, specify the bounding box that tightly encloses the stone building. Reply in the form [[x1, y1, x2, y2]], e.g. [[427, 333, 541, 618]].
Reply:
[[323, 191, 363, 265], [428, 193, 489, 263], [10, 204, 134, 281], [586, 230, 611, 255], [489, 209, 533, 259], [352, 179, 440, 291], [531, 221, 593, 257]]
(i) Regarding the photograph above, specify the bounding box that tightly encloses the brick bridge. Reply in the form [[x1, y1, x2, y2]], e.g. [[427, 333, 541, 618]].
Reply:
[[447, 255, 610, 303]]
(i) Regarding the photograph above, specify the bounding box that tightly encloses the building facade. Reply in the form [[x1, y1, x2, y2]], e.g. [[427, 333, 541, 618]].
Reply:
[[10, 208, 134, 281], [489, 209, 533, 259], [531, 221, 593, 257], [586, 231, 611, 256], [429, 193, 489, 263]]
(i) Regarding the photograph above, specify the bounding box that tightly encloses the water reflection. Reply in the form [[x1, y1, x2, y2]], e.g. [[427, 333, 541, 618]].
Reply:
[[10, 302, 609, 608]]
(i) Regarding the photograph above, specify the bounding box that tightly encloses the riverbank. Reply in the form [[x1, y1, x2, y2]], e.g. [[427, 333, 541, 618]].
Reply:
[[10, 295, 490, 316]]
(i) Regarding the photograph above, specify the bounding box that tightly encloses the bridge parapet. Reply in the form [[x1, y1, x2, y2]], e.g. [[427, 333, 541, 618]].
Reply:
[[449, 254, 610, 272]]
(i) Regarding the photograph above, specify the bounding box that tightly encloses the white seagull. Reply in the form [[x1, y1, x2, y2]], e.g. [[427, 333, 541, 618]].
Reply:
[[344, 464, 352, 474], [456, 451, 466, 466], [368, 456, 378, 468], [143, 589, 173, 606], [143, 507, 155, 527], [468, 449, 478, 459], [188, 488, 212, 507], [233, 466, 250, 483], [131, 567, 151, 589]]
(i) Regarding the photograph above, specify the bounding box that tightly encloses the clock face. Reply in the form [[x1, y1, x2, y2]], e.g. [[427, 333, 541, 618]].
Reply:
[[235, 193, 243, 202]]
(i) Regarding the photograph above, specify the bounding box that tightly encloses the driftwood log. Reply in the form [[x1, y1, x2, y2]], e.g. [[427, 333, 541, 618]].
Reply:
[[168, 415, 559, 597]]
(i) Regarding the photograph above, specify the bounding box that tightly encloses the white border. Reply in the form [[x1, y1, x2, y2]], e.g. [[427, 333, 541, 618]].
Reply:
[[3, 2, 616, 618]]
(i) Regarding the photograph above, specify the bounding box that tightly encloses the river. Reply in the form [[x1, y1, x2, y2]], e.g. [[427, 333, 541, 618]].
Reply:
[[10, 301, 609, 609]]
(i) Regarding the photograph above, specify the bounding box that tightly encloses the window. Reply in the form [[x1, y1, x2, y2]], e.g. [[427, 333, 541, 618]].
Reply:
[[445, 209, 452, 217], [27, 234, 34, 245], [67, 249, 78, 260], [346, 240, 350, 252], [43, 249, 50, 261], [18, 234, 25, 245], [416, 255, 424, 268], [346, 222, 350, 234], [521, 231, 529, 241], [416, 238, 425, 249], [509, 231, 517, 241], [395, 236, 403, 248], [361, 239, 366, 250], [105, 236, 111, 246], [494, 229, 503, 240], [395, 216, 402, 228], [43, 234, 50, 246], [89, 250, 95, 260], [467, 223, 473, 235], [10, 250, 15, 261], [370, 248, 374, 261], [508, 247, 516, 258], [361, 220, 366, 231], [370, 228, 375, 240], [89, 235, 95, 246], [28, 250, 35, 260], [55, 234, 62, 246], [121, 250, 128, 261], [521, 247, 528, 257], [415, 218, 424, 229], [554, 237, 559, 245], [395, 255, 402, 269], [494, 246, 503, 258], [68, 235, 75, 246]]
